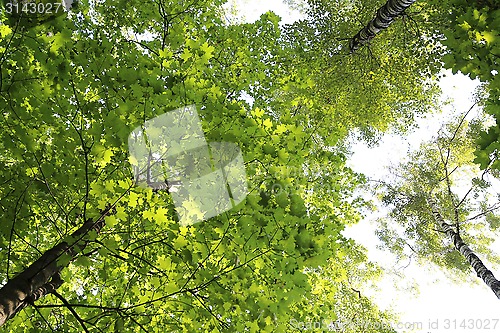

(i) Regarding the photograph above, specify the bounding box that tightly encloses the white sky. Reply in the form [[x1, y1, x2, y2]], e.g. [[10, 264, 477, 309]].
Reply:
[[227, 1, 500, 332], [223, 0, 304, 24], [346, 72, 500, 333]]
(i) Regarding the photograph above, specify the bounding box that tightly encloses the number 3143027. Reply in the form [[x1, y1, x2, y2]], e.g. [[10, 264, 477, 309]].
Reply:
[[4, 1, 64, 14], [443, 319, 499, 330]]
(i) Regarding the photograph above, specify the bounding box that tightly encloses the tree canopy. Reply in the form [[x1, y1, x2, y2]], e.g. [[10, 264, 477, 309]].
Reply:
[[0, 0, 499, 332]]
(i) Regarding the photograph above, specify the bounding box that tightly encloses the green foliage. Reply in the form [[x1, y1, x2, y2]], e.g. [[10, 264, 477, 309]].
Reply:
[[434, 0, 500, 171], [377, 112, 500, 281], [289, 243, 398, 333], [280, 0, 442, 143], [0, 0, 459, 330]]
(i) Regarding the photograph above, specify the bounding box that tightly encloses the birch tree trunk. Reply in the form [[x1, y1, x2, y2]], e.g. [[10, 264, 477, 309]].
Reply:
[[427, 197, 500, 299], [0, 210, 110, 326], [349, 0, 418, 53]]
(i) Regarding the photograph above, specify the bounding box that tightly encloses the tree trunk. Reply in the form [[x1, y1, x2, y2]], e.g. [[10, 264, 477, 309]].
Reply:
[[349, 0, 417, 53], [0, 209, 111, 326], [427, 197, 500, 299]]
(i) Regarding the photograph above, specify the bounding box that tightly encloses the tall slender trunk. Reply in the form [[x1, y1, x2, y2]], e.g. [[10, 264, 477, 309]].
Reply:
[[0, 209, 111, 326], [349, 0, 417, 53], [427, 197, 500, 299]]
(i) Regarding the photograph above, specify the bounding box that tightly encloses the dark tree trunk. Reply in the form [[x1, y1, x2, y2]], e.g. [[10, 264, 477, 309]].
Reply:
[[428, 197, 500, 299], [349, 0, 417, 53], [0, 209, 111, 326]]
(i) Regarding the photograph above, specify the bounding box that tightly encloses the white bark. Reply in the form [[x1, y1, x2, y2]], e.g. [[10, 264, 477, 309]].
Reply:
[[349, 0, 418, 53], [427, 197, 500, 299]]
